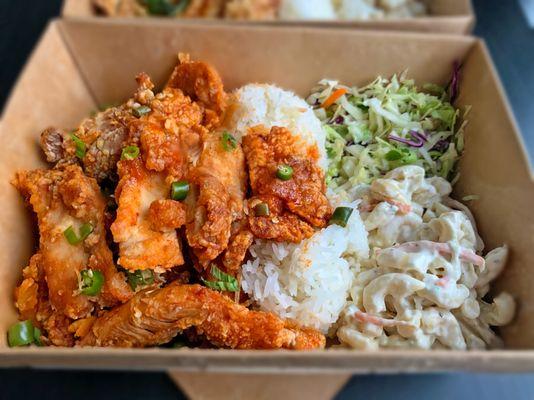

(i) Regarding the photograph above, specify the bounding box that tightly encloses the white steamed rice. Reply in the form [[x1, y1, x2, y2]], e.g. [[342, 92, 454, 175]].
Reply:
[[241, 201, 369, 334]]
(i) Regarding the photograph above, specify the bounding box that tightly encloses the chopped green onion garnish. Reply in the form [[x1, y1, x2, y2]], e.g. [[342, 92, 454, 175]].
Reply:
[[276, 165, 294, 181], [329, 207, 353, 228], [33, 327, 42, 346], [70, 133, 86, 159], [121, 145, 140, 160], [170, 181, 189, 201], [7, 320, 35, 347], [127, 269, 155, 291], [63, 223, 93, 245], [254, 202, 270, 217], [133, 105, 151, 118], [221, 132, 237, 152], [202, 265, 239, 292], [80, 269, 105, 296]]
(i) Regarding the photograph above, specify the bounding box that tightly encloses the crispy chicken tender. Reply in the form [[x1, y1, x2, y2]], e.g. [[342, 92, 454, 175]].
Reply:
[[243, 125, 331, 242], [79, 283, 325, 350], [13, 165, 132, 320], [186, 129, 247, 267], [111, 158, 185, 271]]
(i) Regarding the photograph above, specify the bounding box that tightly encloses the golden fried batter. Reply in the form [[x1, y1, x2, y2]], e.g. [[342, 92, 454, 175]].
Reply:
[[13, 165, 132, 320], [167, 54, 227, 127], [221, 227, 254, 274], [79, 283, 325, 350], [14, 254, 74, 346], [137, 72, 205, 179], [111, 159, 185, 271], [243, 125, 331, 242], [186, 128, 247, 267]]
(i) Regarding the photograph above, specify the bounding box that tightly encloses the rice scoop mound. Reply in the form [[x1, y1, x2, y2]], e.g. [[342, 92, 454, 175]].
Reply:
[[241, 202, 369, 333]]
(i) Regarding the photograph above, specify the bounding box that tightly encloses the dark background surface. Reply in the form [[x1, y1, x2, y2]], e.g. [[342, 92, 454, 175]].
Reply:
[[1, 0, 533, 398]]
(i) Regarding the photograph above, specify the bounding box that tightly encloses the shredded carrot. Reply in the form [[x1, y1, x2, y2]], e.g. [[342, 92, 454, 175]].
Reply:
[[321, 88, 348, 109]]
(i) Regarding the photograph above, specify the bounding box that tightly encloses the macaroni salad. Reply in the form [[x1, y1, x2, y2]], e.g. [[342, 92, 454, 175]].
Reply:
[[334, 165, 515, 350]]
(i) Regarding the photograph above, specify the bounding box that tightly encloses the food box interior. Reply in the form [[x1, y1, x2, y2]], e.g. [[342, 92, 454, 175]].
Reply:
[[62, 0, 475, 34], [0, 19, 533, 372]]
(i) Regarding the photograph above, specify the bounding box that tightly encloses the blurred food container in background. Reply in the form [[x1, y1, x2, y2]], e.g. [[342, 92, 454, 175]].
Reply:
[[62, 0, 475, 34]]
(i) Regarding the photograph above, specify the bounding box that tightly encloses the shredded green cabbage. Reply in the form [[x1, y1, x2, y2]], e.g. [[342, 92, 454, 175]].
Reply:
[[308, 73, 467, 189]]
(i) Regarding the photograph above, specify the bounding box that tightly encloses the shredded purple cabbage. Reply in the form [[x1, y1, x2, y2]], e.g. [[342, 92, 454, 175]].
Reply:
[[388, 130, 427, 148], [448, 61, 461, 104], [334, 115, 345, 124], [432, 139, 449, 152]]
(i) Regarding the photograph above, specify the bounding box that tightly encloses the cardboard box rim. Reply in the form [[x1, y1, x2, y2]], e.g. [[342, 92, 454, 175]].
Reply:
[[1, 18, 533, 373], [61, 0, 475, 34]]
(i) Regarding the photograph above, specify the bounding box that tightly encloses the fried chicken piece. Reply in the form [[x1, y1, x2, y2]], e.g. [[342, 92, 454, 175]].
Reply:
[[13, 165, 132, 320], [92, 0, 147, 16], [221, 226, 254, 274], [79, 283, 325, 350], [242, 125, 331, 242], [167, 54, 227, 128], [137, 72, 205, 179], [247, 196, 315, 242], [40, 87, 144, 182], [14, 254, 75, 346], [225, 0, 279, 20], [186, 128, 247, 267], [111, 158, 185, 271]]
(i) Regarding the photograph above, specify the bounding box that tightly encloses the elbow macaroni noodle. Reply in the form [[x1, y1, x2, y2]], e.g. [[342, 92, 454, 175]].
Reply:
[[337, 165, 515, 350]]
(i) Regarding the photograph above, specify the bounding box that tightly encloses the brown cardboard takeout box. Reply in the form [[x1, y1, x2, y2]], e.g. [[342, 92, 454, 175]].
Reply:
[[62, 0, 475, 34], [1, 19, 534, 378]]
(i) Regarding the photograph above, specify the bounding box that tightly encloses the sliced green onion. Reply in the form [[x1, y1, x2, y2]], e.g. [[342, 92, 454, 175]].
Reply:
[[221, 132, 237, 152], [63, 223, 93, 245], [170, 181, 189, 201], [127, 269, 155, 291], [33, 327, 42, 346], [7, 320, 35, 347], [329, 207, 353, 228], [254, 202, 270, 217], [70, 133, 86, 159], [202, 265, 239, 292], [121, 145, 140, 160], [133, 105, 151, 118], [276, 165, 294, 180], [80, 269, 105, 296]]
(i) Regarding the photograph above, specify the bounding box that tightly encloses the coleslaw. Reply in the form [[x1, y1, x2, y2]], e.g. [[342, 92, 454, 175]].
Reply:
[[307, 71, 468, 190]]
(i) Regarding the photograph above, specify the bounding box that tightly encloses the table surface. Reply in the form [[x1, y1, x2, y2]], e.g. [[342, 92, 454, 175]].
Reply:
[[1, 0, 533, 399]]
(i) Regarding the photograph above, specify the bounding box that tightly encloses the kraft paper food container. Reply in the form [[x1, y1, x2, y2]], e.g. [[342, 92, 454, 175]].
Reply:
[[62, 0, 475, 34], [1, 19, 534, 384]]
